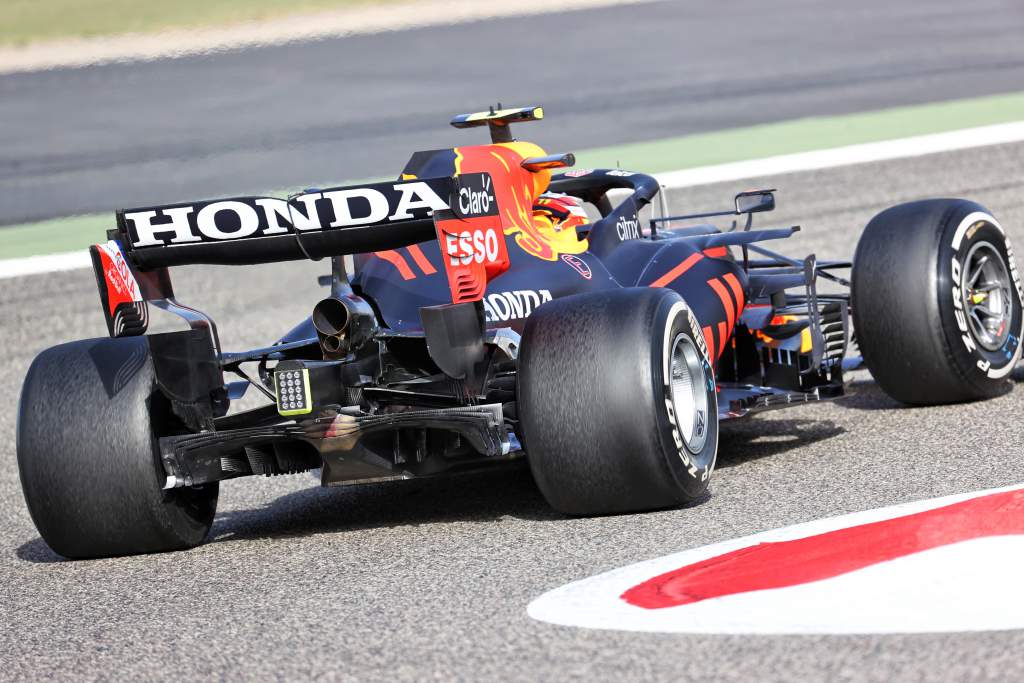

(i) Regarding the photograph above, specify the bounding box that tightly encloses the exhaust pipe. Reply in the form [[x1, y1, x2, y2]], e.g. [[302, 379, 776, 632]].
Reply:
[[311, 295, 377, 358]]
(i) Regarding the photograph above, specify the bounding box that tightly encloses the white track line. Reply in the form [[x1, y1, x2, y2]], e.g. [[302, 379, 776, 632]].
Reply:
[[0, 0, 653, 75], [655, 120, 1024, 189], [2, 120, 1023, 281], [0, 251, 92, 279]]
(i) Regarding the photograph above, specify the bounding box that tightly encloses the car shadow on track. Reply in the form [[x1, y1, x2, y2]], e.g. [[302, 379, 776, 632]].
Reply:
[[13, 465, 559, 562], [16, 538, 62, 563], [832, 379, 904, 411], [14, 419, 837, 561], [716, 417, 845, 469], [834, 365, 1024, 411], [14, 463, 712, 562], [205, 464, 566, 547], [208, 385, 894, 551]]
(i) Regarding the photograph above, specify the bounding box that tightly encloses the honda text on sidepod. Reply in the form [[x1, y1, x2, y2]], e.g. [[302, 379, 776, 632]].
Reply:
[[18, 107, 1023, 558]]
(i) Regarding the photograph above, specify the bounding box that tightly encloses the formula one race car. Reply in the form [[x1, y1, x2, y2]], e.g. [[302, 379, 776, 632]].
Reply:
[[17, 106, 1023, 559]]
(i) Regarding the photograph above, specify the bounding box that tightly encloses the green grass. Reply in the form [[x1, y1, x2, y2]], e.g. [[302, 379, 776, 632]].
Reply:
[[2, 91, 1023, 261], [0, 0, 394, 46], [572, 91, 1024, 173], [0, 215, 115, 259]]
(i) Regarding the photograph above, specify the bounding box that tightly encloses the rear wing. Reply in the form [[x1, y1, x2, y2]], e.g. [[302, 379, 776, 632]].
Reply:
[[113, 174, 491, 270], [90, 172, 508, 337]]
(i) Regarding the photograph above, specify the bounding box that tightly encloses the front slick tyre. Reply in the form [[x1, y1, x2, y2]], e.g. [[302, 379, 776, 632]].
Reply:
[[852, 199, 1023, 404], [518, 287, 718, 516], [17, 337, 218, 560]]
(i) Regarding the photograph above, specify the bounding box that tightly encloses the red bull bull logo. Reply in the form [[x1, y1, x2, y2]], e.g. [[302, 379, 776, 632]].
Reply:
[[454, 143, 589, 262]]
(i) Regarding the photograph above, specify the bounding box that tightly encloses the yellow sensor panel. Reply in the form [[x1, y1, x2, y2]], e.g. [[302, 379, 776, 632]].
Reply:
[[275, 368, 313, 416]]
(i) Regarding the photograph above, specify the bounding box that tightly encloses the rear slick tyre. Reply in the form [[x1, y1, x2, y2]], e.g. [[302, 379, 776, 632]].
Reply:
[[517, 287, 718, 516], [852, 199, 1023, 405], [17, 336, 218, 559]]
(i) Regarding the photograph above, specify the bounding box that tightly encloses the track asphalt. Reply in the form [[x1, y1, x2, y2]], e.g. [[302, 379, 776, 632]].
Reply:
[[3, 142, 1024, 681], [2, 0, 1024, 226]]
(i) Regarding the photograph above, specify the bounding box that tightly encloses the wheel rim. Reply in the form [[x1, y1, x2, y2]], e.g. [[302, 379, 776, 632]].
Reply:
[[669, 334, 709, 454], [962, 241, 1013, 351]]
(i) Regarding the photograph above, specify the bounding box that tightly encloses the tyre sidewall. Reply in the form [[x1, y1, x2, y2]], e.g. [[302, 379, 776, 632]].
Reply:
[[651, 298, 718, 499], [937, 209, 1024, 388]]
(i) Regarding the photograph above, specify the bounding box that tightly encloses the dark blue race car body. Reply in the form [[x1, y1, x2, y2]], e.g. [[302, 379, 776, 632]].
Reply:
[[85, 106, 849, 490]]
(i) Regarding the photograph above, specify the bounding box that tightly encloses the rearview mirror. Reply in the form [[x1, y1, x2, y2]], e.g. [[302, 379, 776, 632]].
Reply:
[[735, 189, 775, 214]]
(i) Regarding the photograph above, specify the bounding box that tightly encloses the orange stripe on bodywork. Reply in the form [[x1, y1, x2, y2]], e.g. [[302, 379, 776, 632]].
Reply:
[[708, 277, 736, 330], [717, 321, 728, 356], [649, 253, 704, 288], [722, 272, 745, 318], [374, 250, 416, 280], [405, 244, 437, 275], [702, 326, 716, 361], [703, 247, 728, 258]]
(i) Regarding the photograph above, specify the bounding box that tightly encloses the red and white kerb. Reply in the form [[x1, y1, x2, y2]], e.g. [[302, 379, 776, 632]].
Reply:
[[528, 484, 1024, 634]]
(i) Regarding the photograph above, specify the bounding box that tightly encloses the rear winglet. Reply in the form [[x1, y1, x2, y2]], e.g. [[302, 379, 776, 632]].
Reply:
[[521, 152, 575, 171]]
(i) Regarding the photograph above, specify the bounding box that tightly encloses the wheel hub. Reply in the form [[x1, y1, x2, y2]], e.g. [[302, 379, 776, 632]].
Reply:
[[669, 334, 709, 454], [962, 241, 1012, 351]]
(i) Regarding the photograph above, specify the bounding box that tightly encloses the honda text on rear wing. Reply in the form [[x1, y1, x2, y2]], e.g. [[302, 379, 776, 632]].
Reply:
[[90, 172, 505, 338]]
